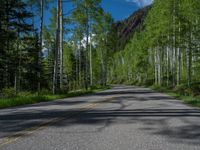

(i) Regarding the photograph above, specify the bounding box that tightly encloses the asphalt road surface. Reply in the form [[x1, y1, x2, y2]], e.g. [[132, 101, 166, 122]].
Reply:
[[0, 85, 200, 150]]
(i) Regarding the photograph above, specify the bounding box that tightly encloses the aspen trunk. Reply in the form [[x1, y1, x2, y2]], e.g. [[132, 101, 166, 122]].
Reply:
[[59, 0, 63, 90], [38, 0, 44, 93], [89, 23, 93, 86], [154, 48, 158, 85], [85, 10, 89, 90], [166, 46, 169, 86], [187, 30, 192, 87], [53, 0, 60, 94], [177, 0, 181, 86], [172, 0, 176, 87], [157, 47, 161, 85], [79, 41, 82, 88]]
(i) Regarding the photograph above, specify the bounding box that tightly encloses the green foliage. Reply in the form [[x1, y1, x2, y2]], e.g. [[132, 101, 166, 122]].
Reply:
[[0, 0, 40, 92], [0, 87, 108, 109], [150, 85, 200, 108], [2, 88, 16, 98], [39, 89, 51, 95], [108, 0, 200, 101], [173, 82, 200, 96], [17, 92, 33, 97], [183, 96, 200, 107], [174, 84, 187, 95]]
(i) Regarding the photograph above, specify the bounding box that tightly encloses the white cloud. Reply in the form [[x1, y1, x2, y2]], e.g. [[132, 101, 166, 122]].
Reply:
[[126, 0, 153, 7], [80, 34, 96, 49]]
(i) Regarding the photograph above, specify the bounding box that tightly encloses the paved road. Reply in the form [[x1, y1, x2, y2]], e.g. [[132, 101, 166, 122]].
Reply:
[[0, 85, 200, 150]]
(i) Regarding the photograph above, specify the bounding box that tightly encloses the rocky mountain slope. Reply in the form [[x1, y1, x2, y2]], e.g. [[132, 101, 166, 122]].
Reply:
[[113, 6, 151, 50]]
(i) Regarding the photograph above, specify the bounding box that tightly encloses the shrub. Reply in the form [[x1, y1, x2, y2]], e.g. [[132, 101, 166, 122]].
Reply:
[[17, 92, 33, 97], [39, 89, 51, 95], [175, 84, 187, 95], [175, 83, 200, 96], [57, 89, 68, 94], [2, 87, 16, 98], [184, 88, 194, 96], [144, 79, 154, 86], [152, 85, 162, 90], [190, 83, 200, 96]]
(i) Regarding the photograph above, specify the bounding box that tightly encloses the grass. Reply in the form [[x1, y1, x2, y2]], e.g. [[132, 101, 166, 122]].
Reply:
[[0, 85, 110, 109], [167, 93, 200, 108], [151, 85, 200, 108]]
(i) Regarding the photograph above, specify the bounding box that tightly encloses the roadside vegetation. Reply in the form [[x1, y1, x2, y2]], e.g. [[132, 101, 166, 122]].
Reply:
[[151, 84, 200, 108], [0, 85, 110, 109], [0, 0, 113, 108]]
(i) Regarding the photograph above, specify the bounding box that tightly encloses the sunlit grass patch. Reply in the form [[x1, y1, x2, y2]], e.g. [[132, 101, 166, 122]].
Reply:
[[0, 86, 110, 109], [151, 85, 200, 108]]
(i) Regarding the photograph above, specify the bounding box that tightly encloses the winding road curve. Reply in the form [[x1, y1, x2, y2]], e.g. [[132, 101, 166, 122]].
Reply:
[[0, 85, 200, 150]]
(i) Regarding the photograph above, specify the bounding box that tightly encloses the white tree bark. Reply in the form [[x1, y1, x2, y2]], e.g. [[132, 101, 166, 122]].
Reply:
[[38, 0, 44, 93], [53, 0, 60, 94], [59, 0, 63, 90]]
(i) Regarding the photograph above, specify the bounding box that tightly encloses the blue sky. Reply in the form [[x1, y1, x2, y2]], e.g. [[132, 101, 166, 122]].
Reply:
[[101, 0, 140, 21], [101, 0, 153, 21], [42, 0, 153, 26]]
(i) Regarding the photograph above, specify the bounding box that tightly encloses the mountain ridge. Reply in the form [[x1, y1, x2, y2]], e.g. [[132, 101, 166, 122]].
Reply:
[[113, 5, 151, 50]]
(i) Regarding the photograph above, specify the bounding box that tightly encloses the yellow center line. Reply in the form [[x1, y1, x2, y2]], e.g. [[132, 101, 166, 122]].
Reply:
[[0, 97, 114, 148]]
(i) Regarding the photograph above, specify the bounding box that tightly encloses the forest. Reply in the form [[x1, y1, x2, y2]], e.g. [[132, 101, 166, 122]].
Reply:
[[0, 0, 114, 96], [109, 0, 200, 97], [0, 0, 200, 107]]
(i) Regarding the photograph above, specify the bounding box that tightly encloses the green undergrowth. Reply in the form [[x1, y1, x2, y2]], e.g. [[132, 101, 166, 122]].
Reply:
[[150, 85, 200, 108], [0, 85, 110, 109]]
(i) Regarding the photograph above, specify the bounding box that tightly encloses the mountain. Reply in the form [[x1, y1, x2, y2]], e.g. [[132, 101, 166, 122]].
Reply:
[[113, 5, 151, 51]]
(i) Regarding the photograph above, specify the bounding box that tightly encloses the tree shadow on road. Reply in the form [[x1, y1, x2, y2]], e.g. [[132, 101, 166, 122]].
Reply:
[[0, 88, 200, 146]]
